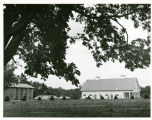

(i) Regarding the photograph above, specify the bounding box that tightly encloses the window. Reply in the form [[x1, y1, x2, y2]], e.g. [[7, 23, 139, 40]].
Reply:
[[93, 94, 97, 99], [15, 96, 18, 100], [124, 92, 129, 99]]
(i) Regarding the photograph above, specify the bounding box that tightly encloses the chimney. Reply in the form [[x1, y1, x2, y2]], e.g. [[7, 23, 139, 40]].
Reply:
[[120, 74, 126, 79], [95, 76, 100, 80]]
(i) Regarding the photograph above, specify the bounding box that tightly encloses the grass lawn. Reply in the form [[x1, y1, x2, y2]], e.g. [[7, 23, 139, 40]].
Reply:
[[4, 99, 150, 117]]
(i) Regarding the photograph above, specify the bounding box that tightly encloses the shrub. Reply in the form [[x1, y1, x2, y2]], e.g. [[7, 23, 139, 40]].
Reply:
[[22, 96, 27, 101], [100, 95, 104, 100], [50, 95, 54, 100], [62, 96, 66, 100], [114, 96, 118, 99], [37, 97, 41, 101], [4, 96, 10, 101], [130, 95, 134, 99], [144, 95, 149, 99], [85, 96, 91, 99]]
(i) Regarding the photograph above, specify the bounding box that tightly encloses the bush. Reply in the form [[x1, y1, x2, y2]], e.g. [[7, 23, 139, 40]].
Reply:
[[130, 95, 134, 99], [4, 96, 10, 101], [22, 96, 27, 101], [62, 96, 66, 100], [114, 96, 118, 99], [100, 95, 104, 100], [143, 95, 149, 99], [37, 97, 41, 101], [50, 95, 54, 100], [85, 96, 91, 99]]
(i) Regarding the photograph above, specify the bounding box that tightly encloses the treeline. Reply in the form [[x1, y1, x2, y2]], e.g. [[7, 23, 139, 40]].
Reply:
[[20, 80, 81, 99]]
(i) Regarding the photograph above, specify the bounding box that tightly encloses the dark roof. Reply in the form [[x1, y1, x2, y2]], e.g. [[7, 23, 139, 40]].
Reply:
[[81, 78, 139, 91], [10, 83, 34, 88]]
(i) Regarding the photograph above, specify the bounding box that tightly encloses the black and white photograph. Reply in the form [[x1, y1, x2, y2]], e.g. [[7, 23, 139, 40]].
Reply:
[[2, 0, 151, 119]]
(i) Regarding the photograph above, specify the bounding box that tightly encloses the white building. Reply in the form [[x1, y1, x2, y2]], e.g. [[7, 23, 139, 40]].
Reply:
[[34, 95, 58, 100], [81, 78, 141, 99]]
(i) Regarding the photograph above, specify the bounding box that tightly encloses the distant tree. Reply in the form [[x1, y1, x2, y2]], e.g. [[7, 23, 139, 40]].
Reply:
[[68, 88, 81, 99], [4, 4, 150, 86], [4, 96, 10, 101], [140, 86, 150, 99], [18, 73, 29, 84], [62, 96, 66, 100], [143, 95, 149, 99], [4, 63, 18, 89]]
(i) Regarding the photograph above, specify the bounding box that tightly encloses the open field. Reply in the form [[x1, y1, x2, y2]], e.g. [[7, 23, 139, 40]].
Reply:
[[4, 99, 150, 117]]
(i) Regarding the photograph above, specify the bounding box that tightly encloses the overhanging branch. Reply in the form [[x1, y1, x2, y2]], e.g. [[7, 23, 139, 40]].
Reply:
[[111, 18, 129, 44], [73, 7, 135, 20]]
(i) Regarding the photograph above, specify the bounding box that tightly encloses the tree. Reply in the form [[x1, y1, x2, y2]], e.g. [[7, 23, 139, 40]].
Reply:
[[4, 4, 151, 86], [62, 96, 66, 100], [68, 88, 81, 99], [4, 63, 18, 89], [140, 86, 150, 99]]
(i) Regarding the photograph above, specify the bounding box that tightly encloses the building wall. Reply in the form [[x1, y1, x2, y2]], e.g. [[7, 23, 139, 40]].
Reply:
[[4, 88, 16, 100], [81, 90, 140, 99], [4, 88, 33, 100]]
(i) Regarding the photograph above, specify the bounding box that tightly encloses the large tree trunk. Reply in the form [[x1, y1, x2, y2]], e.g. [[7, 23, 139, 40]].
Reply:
[[4, 8, 34, 66], [4, 35, 23, 65]]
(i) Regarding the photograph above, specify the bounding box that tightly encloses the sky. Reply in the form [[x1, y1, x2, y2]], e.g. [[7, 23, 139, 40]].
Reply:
[[14, 13, 151, 89]]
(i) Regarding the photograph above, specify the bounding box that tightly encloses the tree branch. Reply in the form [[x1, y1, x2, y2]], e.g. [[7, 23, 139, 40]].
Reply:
[[12, 57, 22, 67], [111, 19, 129, 44], [4, 34, 23, 66], [107, 11, 135, 18], [73, 7, 135, 20], [5, 10, 33, 49]]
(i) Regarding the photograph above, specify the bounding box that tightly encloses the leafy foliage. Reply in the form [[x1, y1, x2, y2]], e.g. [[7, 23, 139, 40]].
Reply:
[[100, 95, 104, 100], [4, 63, 18, 89], [85, 96, 92, 99], [140, 86, 150, 99], [62, 96, 66, 100], [4, 4, 151, 86], [143, 95, 150, 99], [114, 95, 118, 99], [37, 97, 41, 101], [18, 77, 81, 99]]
